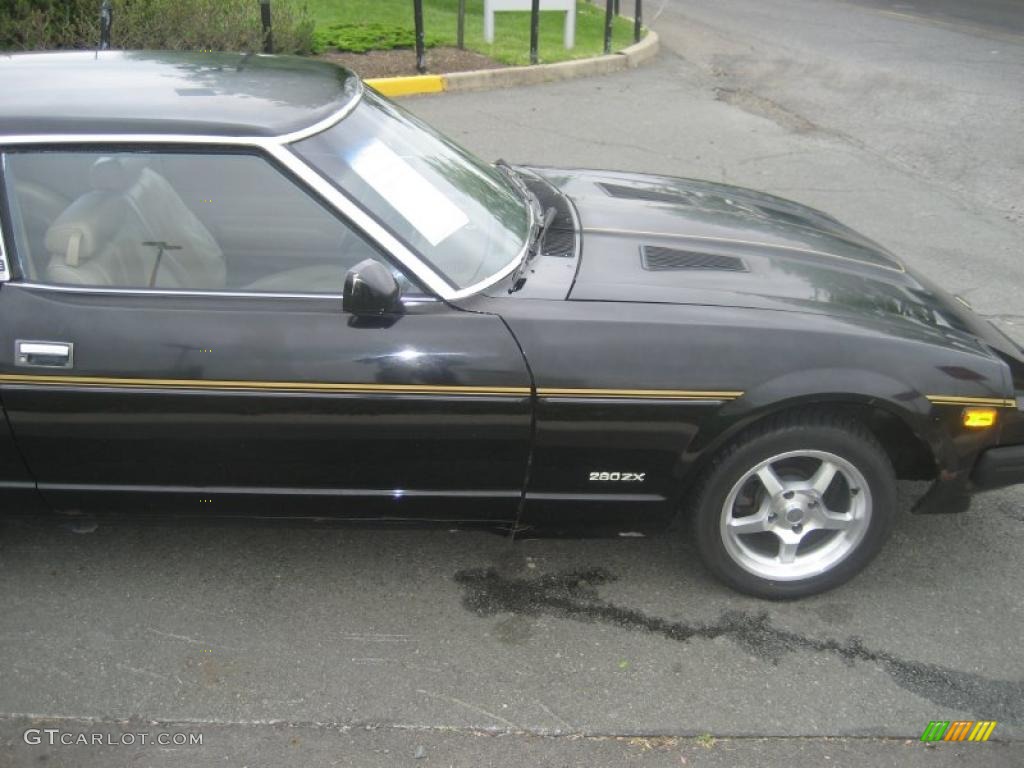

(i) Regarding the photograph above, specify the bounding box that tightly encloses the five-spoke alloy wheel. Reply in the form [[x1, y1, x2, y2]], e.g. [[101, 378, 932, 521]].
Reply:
[[692, 412, 897, 599]]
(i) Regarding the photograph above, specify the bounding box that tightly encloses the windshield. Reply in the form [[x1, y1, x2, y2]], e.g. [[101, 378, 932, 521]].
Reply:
[[294, 91, 530, 291]]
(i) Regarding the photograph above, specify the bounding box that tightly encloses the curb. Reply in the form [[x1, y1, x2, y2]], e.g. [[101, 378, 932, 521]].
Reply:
[[365, 29, 658, 97], [363, 74, 446, 97]]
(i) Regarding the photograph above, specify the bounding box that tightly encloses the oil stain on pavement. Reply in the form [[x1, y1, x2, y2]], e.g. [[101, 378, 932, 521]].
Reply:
[[454, 566, 1024, 723]]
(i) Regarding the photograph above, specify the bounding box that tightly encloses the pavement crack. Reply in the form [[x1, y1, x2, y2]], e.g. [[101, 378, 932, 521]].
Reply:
[[536, 700, 574, 732], [416, 690, 519, 729], [454, 566, 1024, 724]]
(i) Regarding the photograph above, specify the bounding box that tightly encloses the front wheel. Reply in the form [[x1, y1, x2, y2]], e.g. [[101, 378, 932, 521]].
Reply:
[[691, 411, 897, 599]]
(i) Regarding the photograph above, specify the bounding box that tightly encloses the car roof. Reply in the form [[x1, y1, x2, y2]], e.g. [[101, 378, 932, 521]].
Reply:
[[0, 51, 360, 139]]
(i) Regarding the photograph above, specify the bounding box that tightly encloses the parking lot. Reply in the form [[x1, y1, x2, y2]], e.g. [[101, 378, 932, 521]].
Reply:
[[2, 1, 1023, 765], [2, 486, 1022, 764]]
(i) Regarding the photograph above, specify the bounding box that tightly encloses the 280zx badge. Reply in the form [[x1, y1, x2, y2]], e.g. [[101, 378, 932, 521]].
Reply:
[[588, 471, 646, 482]]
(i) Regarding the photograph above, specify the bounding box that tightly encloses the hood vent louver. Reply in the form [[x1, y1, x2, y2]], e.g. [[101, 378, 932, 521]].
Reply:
[[600, 182, 689, 204], [641, 245, 747, 272], [539, 227, 576, 259]]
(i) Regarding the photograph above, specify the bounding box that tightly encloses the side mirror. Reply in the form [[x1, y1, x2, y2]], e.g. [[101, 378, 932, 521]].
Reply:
[[343, 259, 401, 315]]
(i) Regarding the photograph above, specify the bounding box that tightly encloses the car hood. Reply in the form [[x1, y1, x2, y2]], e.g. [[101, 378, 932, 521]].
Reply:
[[528, 167, 979, 338]]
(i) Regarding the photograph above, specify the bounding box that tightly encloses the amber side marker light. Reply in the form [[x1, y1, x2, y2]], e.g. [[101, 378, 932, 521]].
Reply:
[[963, 407, 998, 428]]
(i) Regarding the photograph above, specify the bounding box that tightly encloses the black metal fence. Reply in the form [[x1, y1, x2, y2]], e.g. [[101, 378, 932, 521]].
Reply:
[[259, 0, 274, 53], [99, 0, 113, 50], [95, 1, 646, 72], [440, 0, 645, 69], [96, 0, 278, 53]]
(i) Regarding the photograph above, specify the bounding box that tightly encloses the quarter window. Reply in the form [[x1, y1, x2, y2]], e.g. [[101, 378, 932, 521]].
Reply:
[[2, 150, 407, 295]]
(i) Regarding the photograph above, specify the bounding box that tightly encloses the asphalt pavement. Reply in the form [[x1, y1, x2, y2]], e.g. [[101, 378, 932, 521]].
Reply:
[[845, 0, 1024, 37], [2, 1, 1023, 766]]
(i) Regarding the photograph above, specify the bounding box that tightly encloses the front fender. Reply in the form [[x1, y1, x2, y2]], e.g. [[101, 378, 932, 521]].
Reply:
[[686, 366, 953, 476]]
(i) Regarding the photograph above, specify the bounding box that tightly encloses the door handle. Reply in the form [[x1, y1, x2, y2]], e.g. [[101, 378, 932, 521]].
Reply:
[[16, 340, 74, 368]]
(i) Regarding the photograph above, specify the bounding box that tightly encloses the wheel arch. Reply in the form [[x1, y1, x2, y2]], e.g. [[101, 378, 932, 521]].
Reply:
[[680, 368, 945, 497]]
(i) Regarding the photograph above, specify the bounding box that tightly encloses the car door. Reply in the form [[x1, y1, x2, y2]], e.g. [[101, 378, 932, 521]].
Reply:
[[0, 147, 532, 521], [0, 222, 43, 514]]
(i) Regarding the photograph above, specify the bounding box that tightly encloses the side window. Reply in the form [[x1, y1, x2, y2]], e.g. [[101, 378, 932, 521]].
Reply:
[[1, 150, 411, 295]]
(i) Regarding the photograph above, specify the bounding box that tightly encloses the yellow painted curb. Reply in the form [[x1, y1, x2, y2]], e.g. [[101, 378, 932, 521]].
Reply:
[[364, 74, 446, 97], [361, 30, 658, 98]]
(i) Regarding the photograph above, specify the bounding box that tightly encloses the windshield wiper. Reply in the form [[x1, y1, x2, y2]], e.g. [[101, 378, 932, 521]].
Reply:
[[531, 206, 557, 254], [495, 160, 554, 292], [495, 159, 541, 219], [509, 205, 556, 292]]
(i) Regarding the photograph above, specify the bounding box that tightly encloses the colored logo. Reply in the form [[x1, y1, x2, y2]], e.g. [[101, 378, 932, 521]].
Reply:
[[920, 720, 997, 742]]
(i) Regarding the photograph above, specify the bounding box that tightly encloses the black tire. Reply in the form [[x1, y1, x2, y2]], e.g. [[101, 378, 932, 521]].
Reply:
[[690, 410, 897, 599]]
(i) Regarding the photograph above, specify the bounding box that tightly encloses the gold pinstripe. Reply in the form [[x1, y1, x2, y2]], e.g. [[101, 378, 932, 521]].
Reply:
[[3, 375, 1011, 409], [0, 373, 530, 396], [538, 387, 743, 400], [0, 374, 743, 401], [926, 395, 1017, 408]]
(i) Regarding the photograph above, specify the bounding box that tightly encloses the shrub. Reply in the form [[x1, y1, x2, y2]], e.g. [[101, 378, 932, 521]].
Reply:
[[113, 0, 314, 54], [1, 0, 99, 49], [0, 0, 315, 54], [313, 21, 440, 54]]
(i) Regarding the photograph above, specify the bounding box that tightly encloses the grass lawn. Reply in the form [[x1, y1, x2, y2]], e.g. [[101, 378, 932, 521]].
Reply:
[[308, 0, 640, 66]]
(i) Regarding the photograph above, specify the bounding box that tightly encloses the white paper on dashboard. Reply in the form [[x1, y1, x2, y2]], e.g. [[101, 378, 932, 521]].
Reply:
[[349, 140, 469, 246]]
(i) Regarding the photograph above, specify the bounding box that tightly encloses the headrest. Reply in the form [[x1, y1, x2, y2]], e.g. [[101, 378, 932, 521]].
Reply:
[[90, 155, 147, 192], [44, 192, 126, 265]]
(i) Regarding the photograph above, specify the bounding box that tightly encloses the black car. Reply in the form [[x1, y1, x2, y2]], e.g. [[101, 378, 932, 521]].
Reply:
[[1, 51, 1022, 598]]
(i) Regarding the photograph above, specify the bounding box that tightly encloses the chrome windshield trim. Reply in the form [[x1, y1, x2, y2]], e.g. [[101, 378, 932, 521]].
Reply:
[[265, 143, 456, 298], [458, 179, 537, 300], [288, 138, 533, 301], [437, 166, 536, 301], [447, 248, 527, 300]]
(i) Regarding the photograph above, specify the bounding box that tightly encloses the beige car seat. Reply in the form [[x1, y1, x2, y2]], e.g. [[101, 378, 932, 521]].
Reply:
[[43, 155, 384, 294], [44, 156, 227, 289]]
